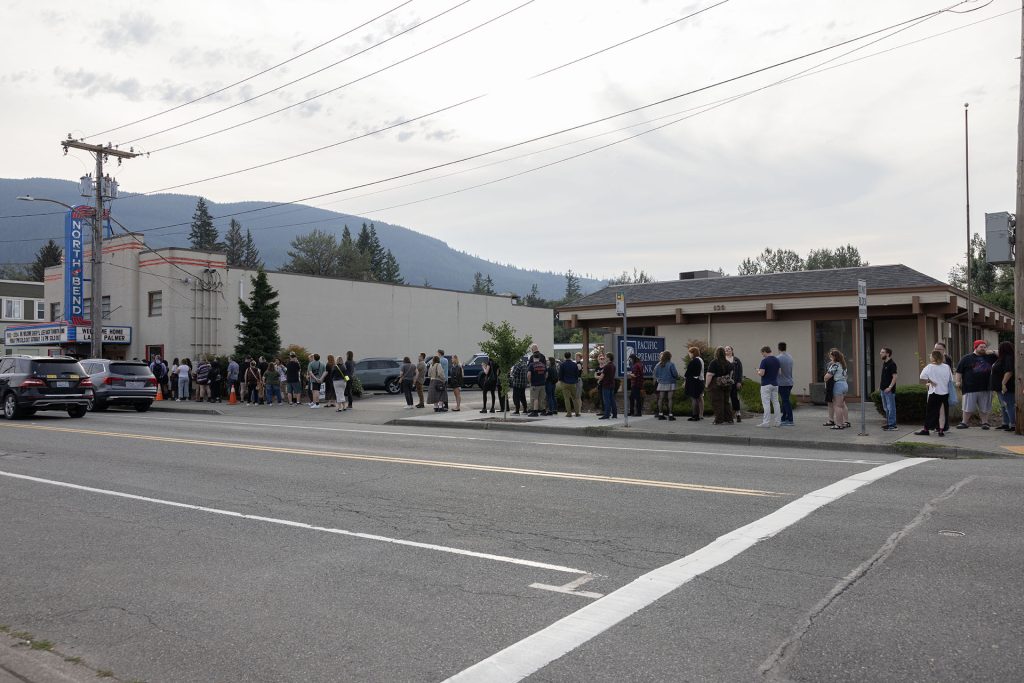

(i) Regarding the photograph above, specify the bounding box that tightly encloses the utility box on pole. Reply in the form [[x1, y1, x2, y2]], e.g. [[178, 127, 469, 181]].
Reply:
[[985, 211, 1015, 265]]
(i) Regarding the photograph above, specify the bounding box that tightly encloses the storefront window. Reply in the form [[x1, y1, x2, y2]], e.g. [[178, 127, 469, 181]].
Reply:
[[814, 320, 856, 385]]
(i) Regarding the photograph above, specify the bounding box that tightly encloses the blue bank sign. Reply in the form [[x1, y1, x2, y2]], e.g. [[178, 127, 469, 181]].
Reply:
[[616, 335, 665, 377]]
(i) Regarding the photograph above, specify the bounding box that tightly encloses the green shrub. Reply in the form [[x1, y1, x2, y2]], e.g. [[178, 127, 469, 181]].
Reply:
[[869, 385, 961, 425]]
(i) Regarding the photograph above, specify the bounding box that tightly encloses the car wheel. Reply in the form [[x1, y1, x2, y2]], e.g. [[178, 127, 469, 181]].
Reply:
[[67, 405, 87, 418], [384, 377, 401, 394], [2, 393, 20, 420], [135, 402, 152, 413], [87, 398, 107, 412]]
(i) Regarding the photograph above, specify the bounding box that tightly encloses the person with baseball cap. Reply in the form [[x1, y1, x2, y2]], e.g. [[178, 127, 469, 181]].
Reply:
[[955, 340, 995, 430]]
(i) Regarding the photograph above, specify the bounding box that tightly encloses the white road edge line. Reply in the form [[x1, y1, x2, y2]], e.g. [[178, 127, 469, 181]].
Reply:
[[0, 469, 588, 576], [129, 415, 888, 465], [442, 457, 930, 683]]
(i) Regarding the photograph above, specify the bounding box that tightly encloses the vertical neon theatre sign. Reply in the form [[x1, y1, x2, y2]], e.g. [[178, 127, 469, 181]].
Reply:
[[64, 206, 87, 323]]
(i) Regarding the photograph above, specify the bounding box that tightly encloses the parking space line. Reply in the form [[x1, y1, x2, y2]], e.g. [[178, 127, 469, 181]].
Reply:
[[443, 458, 931, 682], [110, 415, 888, 465], [0, 468, 590, 575], [0, 423, 785, 497]]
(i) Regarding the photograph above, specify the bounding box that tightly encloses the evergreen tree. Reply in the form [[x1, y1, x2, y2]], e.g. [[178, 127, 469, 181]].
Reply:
[[484, 275, 495, 294], [281, 229, 340, 276], [0, 264, 30, 281], [236, 267, 281, 360], [472, 272, 485, 293], [367, 225, 385, 279], [242, 229, 262, 269], [356, 223, 372, 256], [30, 239, 63, 281], [188, 197, 220, 251], [224, 219, 246, 267], [379, 249, 404, 284], [563, 269, 582, 303], [338, 225, 372, 279], [524, 283, 546, 307]]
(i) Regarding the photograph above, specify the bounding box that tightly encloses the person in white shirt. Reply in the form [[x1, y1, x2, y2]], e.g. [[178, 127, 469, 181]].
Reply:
[[916, 350, 954, 437]]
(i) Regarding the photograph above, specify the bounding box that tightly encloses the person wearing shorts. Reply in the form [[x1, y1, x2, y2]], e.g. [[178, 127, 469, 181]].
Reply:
[[285, 353, 302, 405]]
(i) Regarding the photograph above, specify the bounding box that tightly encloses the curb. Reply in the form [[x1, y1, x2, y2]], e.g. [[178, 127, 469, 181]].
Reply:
[[148, 403, 223, 416], [388, 418, 1015, 460]]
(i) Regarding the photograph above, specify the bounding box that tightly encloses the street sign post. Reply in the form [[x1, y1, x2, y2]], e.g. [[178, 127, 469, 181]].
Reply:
[[858, 279, 868, 436]]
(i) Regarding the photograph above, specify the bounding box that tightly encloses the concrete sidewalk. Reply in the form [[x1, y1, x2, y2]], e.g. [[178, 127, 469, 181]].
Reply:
[[143, 392, 1024, 459]]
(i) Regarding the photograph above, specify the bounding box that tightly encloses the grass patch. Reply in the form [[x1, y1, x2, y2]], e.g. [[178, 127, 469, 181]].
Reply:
[[10, 630, 33, 641], [29, 639, 54, 651], [97, 670, 114, 678], [0, 625, 9, 633], [65, 656, 83, 664]]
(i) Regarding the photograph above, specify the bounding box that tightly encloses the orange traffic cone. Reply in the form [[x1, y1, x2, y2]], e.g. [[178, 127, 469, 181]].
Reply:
[[155, 384, 164, 401], [229, 385, 238, 405]]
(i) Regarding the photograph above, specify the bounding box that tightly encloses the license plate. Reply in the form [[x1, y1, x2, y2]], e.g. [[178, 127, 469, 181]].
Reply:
[[127, 381, 144, 389], [55, 381, 70, 388]]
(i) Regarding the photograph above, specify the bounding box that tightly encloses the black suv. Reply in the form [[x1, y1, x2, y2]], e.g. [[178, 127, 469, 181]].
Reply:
[[0, 356, 94, 419]]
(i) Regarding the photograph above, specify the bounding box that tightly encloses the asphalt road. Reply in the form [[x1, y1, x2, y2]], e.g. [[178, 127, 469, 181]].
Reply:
[[0, 409, 1021, 682]]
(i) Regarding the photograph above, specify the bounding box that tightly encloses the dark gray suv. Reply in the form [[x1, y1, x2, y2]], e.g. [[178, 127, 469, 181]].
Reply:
[[353, 357, 403, 394], [81, 359, 157, 412], [0, 356, 94, 419]]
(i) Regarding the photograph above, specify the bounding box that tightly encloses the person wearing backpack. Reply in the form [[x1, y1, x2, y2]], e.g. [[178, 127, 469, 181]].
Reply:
[[545, 356, 559, 416], [527, 354, 548, 417]]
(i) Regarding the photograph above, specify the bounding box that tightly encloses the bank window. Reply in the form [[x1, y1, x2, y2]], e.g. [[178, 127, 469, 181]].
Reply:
[[2, 298, 23, 320], [50, 302, 61, 321], [148, 290, 163, 317], [814, 320, 856, 382], [36, 301, 45, 320]]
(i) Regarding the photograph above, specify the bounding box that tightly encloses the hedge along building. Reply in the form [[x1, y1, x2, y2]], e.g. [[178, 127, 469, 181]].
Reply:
[[35, 233, 554, 362], [557, 265, 1011, 399]]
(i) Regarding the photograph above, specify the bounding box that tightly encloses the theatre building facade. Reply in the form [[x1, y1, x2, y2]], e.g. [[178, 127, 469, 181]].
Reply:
[[11, 233, 553, 361], [558, 265, 1010, 398]]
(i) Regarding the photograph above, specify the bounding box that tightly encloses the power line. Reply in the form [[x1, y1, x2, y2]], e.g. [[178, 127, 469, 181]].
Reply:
[[85, 0, 416, 140], [129, 1, 980, 237], [118, 0, 480, 148], [119, 0, 731, 194]]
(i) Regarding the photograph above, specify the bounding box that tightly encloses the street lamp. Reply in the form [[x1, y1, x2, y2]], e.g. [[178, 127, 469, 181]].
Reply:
[[16, 194, 102, 358]]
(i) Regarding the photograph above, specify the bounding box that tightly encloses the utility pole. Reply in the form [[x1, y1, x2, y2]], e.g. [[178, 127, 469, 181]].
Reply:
[[60, 138, 139, 359], [1014, 9, 1024, 435], [965, 102, 973, 342]]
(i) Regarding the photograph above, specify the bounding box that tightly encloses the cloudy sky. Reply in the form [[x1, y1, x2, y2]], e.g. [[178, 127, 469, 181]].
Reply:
[[1, 0, 1020, 282]]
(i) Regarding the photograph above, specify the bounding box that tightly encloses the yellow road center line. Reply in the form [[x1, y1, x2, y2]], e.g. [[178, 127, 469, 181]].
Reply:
[[0, 423, 785, 497]]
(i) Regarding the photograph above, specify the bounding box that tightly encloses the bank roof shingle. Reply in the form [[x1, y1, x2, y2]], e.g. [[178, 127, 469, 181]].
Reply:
[[565, 265, 946, 308]]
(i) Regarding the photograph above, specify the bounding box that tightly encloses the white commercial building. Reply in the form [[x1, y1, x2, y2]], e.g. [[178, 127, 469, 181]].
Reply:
[[30, 233, 553, 362]]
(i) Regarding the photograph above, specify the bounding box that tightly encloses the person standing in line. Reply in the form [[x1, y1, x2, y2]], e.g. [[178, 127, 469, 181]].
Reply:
[[244, 360, 262, 405], [706, 346, 735, 425], [756, 345, 782, 428], [955, 340, 995, 430], [560, 351, 582, 417], [934, 341, 955, 432], [574, 352, 585, 410], [627, 353, 645, 417], [878, 347, 899, 431], [285, 353, 302, 406], [323, 355, 338, 408], [428, 353, 448, 412], [450, 355, 464, 411], [653, 350, 678, 421], [170, 358, 180, 400], [149, 355, 168, 399], [915, 350, 953, 436], [776, 342, 794, 426], [330, 356, 349, 412], [195, 356, 211, 402], [435, 350, 448, 411], [992, 341, 1015, 431], [399, 356, 416, 408], [598, 352, 618, 419], [414, 352, 427, 408], [257, 356, 269, 405], [209, 358, 223, 403], [510, 357, 528, 415], [307, 353, 326, 408], [527, 353, 548, 417], [824, 349, 849, 430], [343, 351, 356, 410], [176, 358, 191, 401], [545, 356, 559, 416], [684, 346, 705, 422], [480, 361, 497, 413], [263, 359, 282, 406], [723, 346, 743, 423], [227, 357, 240, 403]]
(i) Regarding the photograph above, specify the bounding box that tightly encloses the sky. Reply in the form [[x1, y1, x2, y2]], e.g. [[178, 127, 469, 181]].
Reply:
[[0, 0, 1020, 283]]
